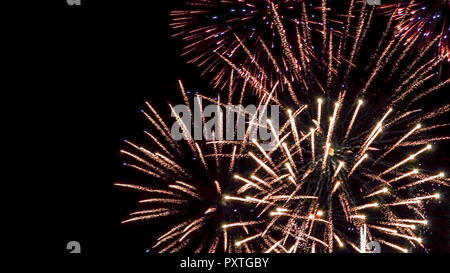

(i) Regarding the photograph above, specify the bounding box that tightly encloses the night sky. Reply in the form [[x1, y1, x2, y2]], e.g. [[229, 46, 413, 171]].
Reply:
[[9, 0, 449, 255]]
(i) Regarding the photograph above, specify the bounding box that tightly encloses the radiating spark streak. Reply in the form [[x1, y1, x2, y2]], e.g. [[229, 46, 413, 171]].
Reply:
[[114, 183, 176, 196], [270, 212, 330, 224], [269, 195, 317, 200], [365, 188, 389, 198], [212, 130, 220, 169], [204, 207, 216, 215], [122, 163, 154, 176], [321, 0, 328, 52], [317, 98, 323, 127], [390, 233, 422, 243], [130, 208, 169, 216], [364, 108, 392, 149], [399, 173, 445, 190], [380, 145, 432, 176], [285, 163, 296, 179], [214, 181, 222, 195], [410, 78, 450, 105], [122, 210, 179, 224], [139, 198, 185, 205], [288, 245, 296, 253], [251, 175, 272, 189], [288, 109, 303, 162], [282, 143, 297, 174], [379, 240, 408, 253], [224, 195, 269, 204], [332, 181, 341, 194], [350, 215, 366, 220], [416, 104, 450, 124], [235, 233, 262, 246], [333, 161, 345, 179], [411, 193, 440, 201], [169, 104, 196, 154], [359, 126, 382, 157], [334, 234, 344, 248], [388, 169, 419, 184], [143, 131, 173, 158], [169, 185, 200, 199], [246, 196, 270, 204], [288, 176, 297, 185], [400, 137, 450, 147], [121, 150, 164, 178], [228, 145, 237, 175], [386, 223, 416, 229], [175, 181, 197, 191], [179, 223, 203, 242], [157, 153, 187, 173], [178, 80, 191, 114], [326, 29, 334, 88], [252, 139, 275, 166], [156, 222, 186, 242], [267, 119, 281, 148], [194, 143, 209, 172], [352, 203, 379, 211], [385, 200, 421, 206], [322, 143, 331, 170], [234, 175, 265, 191], [223, 229, 228, 252], [326, 102, 340, 146], [270, 2, 301, 81], [310, 128, 316, 162], [222, 222, 260, 229], [395, 219, 428, 225], [265, 240, 282, 253], [368, 225, 398, 234], [233, 33, 267, 80], [142, 104, 178, 149], [249, 152, 277, 177], [345, 0, 367, 80], [223, 195, 249, 203], [183, 218, 204, 234], [348, 154, 368, 178]]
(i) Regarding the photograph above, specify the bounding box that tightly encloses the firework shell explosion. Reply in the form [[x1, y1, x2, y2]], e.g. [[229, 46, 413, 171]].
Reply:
[[116, 0, 450, 253], [171, 0, 449, 104], [379, 0, 449, 62], [225, 97, 449, 253], [170, 0, 339, 91], [115, 81, 282, 253]]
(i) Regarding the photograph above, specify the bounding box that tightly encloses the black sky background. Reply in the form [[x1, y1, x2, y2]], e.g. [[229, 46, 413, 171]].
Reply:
[[7, 0, 449, 256]]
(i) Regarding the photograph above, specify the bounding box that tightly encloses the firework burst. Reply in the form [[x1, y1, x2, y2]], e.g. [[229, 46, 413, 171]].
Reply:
[[173, 0, 449, 105], [204, 0, 450, 252], [115, 81, 286, 253], [224, 97, 449, 253], [115, 81, 251, 253], [116, 0, 449, 253], [170, 0, 338, 91], [379, 0, 450, 62]]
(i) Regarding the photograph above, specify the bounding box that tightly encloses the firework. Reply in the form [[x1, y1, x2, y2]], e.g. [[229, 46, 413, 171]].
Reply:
[[204, 0, 450, 252], [115, 81, 284, 253], [115, 81, 246, 253], [173, 0, 449, 106], [224, 97, 449, 253], [379, 0, 450, 62], [170, 0, 338, 91], [116, 0, 449, 253]]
